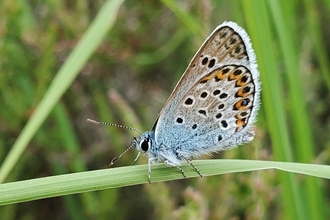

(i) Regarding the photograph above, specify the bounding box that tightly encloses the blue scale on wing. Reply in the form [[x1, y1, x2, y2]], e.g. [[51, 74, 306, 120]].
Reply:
[[167, 65, 255, 158], [152, 24, 258, 161]]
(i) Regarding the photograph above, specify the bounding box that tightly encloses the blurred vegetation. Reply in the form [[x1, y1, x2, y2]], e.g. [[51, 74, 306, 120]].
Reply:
[[0, 0, 330, 219]]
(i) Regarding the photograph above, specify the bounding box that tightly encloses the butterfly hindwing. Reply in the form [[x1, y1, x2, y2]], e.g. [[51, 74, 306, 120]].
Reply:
[[153, 21, 260, 158]]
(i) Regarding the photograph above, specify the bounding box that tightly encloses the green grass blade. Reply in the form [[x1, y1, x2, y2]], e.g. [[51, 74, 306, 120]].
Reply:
[[135, 28, 188, 65], [161, 0, 202, 36], [241, 1, 305, 219], [0, 160, 329, 206], [267, 1, 326, 219], [0, 0, 124, 183], [303, 0, 330, 90]]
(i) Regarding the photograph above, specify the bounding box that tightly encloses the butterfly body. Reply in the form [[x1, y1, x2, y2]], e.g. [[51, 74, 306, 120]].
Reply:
[[130, 21, 261, 182]]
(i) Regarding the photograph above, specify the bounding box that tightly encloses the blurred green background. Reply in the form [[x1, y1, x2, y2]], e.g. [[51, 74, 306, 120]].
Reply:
[[1, 0, 330, 219]]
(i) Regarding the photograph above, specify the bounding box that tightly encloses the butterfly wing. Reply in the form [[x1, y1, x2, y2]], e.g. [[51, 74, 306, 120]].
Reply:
[[153, 21, 261, 158]]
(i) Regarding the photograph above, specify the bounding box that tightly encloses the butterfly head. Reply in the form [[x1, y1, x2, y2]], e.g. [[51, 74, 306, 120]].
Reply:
[[133, 131, 155, 155]]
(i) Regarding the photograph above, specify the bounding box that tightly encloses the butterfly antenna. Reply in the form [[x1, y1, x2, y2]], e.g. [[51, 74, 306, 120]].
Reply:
[[109, 143, 135, 166], [87, 119, 141, 166], [87, 119, 143, 135]]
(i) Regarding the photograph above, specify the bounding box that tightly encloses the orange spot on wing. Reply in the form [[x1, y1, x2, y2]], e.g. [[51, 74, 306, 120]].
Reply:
[[235, 113, 248, 132], [235, 88, 245, 97], [234, 98, 250, 111], [236, 86, 252, 97], [215, 69, 229, 80], [236, 74, 250, 87], [236, 118, 246, 127]]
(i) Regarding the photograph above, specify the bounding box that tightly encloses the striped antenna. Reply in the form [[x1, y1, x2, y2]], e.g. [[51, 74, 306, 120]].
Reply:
[[87, 119, 142, 166], [87, 119, 142, 135], [109, 143, 140, 166]]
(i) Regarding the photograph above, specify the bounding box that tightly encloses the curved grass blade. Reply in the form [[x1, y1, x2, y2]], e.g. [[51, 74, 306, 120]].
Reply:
[[0, 159, 329, 206], [0, 0, 124, 183]]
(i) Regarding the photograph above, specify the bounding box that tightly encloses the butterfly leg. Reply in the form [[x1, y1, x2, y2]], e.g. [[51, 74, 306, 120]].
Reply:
[[148, 157, 157, 184], [164, 160, 187, 178], [131, 152, 141, 165], [178, 153, 203, 178]]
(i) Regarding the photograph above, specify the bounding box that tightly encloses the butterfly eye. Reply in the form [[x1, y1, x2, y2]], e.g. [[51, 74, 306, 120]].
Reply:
[[140, 138, 150, 152]]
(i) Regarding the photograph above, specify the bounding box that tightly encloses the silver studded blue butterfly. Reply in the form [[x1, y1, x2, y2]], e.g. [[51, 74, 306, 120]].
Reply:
[[90, 21, 261, 183]]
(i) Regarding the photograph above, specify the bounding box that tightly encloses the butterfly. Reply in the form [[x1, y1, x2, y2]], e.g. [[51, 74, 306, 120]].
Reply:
[[89, 21, 261, 183]]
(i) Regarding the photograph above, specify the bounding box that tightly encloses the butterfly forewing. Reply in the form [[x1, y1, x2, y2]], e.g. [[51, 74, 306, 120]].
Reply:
[[154, 21, 260, 157]]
